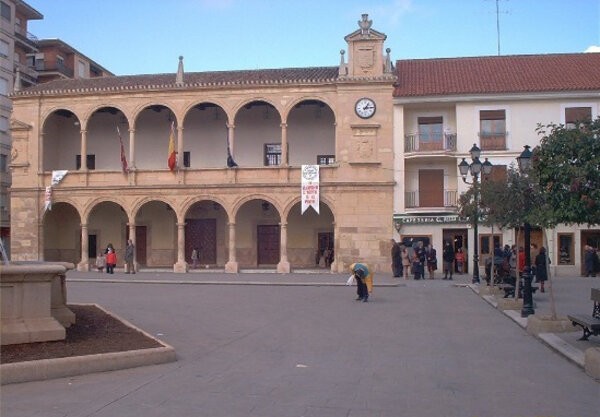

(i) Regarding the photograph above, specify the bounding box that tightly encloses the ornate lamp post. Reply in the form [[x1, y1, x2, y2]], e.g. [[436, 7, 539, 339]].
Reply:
[[517, 145, 535, 317], [458, 144, 493, 284]]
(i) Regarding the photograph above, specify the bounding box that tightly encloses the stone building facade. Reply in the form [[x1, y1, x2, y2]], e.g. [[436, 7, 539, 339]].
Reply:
[[9, 15, 397, 273]]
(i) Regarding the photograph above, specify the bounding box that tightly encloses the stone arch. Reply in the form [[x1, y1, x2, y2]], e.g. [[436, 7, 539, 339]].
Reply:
[[231, 193, 282, 219], [182, 101, 230, 168], [41, 108, 83, 171], [183, 197, 230, 267], [282, 96, 337, 122], [131, 196, 178, 222], [132, 103, 180, 128], [131, 104, 179, 170], [134, 199, 178, 267], [81, 196, 130, 225], [43, 201, 82, 264]]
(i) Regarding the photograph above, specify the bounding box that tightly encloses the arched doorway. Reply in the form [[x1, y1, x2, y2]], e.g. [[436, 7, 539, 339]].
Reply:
[[287, 201, 335, 269], [43, 202, 81, 263], [236, 199, 281, 268], [184, 200, 228, 268]]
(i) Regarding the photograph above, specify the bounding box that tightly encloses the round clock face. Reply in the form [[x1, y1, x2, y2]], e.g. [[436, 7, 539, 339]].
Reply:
[[355, 98, 376, 119]]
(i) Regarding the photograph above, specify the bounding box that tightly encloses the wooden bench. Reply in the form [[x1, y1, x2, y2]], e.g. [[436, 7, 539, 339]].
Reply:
[[567, 288, 600, 341]]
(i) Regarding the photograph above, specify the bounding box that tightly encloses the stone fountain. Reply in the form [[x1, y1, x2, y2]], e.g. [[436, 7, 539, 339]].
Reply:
[[1, 240, 75, 345]]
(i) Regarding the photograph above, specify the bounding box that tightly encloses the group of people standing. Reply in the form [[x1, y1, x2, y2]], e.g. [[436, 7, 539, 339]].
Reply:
[[487, 243, 549, 292], [94, 240, 136, 274], [391, 240, 463, 281]]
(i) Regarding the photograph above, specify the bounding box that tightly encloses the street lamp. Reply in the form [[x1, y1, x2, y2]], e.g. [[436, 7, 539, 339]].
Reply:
[[458, 144, 493, 284], [517, 145, 535, 317]]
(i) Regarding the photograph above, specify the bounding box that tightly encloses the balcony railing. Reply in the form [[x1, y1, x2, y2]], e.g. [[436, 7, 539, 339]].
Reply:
[[478, 132, 508, 151], [404, 133, 457, 153], [405, 190, 458, 208], [34, 62, 75, 78]]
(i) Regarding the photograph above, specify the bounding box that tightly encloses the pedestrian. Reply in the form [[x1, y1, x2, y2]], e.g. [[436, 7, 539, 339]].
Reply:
[[455, 248, 465, 274], [124, 239, 135, 274], [391, 239, 402, 277], [401, 245, 411, 280], [191, 247, 199, 269], [106, 248, 116, 274], [95, 252, 106, 273], [534, 246, 549, 292], [442, 241, 455, 280], [413, 241, 426, 280], [584, 245, 597, 277], [349, 262, 373, 302], [425, 243, 437, 279]]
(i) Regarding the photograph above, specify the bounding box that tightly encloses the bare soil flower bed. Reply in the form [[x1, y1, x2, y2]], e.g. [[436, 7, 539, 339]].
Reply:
[[1, 304, 162, 364]]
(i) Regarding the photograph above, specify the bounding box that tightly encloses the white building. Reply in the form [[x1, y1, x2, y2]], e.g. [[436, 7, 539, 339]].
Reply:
[[392, 53, 600, 277]]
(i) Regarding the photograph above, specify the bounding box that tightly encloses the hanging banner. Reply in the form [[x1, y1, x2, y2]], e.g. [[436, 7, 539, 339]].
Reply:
[[44, 186, 52, 212], [301, 165, 319, 214], [51, 170, 68, 186]]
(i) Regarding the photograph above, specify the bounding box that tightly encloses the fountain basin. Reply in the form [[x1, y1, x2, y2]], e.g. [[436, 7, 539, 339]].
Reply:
[[1, 262, 75, 345]]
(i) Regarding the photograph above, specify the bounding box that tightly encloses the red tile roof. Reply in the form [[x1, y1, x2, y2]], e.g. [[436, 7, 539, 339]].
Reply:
[[14, 67, 340, 96], [393, 53, 600, 97]]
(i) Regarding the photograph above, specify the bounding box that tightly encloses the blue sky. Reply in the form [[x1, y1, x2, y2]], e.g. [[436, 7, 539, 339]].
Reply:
[[25, 0, 600, 76]]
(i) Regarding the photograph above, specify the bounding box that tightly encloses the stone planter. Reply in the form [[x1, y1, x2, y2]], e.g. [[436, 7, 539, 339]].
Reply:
[[584, 347, 600, 380], [526, 314, 574, 335]]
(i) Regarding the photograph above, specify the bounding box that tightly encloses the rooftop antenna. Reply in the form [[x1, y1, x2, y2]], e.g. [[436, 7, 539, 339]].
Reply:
[[493, 0, 510, 55]]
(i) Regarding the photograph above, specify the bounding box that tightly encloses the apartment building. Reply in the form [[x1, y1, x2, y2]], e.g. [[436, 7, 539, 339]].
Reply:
[[392, 53, 600, 276], [9, 15, 397, 273], [1, 0, 113, 256], [0, 0, 42, 253]]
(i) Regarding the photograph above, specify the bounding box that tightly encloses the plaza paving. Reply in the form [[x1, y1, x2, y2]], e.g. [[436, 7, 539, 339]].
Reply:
[[1, 270, 598, 417]]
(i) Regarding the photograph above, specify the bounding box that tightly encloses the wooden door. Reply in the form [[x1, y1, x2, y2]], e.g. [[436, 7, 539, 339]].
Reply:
[[257, 225, 280, 265], [185, 219, 217, 265], [419, 169, 444, 207]]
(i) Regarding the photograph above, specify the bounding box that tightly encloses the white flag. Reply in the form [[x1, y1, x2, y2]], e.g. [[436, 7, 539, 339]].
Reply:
[[51, 170, 68, 186], [301, 165, 320, 214], [44, 186, 52, 212]]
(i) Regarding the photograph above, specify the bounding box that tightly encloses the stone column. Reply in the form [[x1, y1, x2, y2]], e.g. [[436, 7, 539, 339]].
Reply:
[[80, 129, 87, 170], [174, 222, 188, 273], [227, 123, 235, 154], [177, 125, 184, 168], [280, 122, 288, 166], [128, 223, 137, 272], [277, 221, 290, 273], [225, 222, 238, 273], [128, 128, 135, 169], [77, 223, 90, 271]]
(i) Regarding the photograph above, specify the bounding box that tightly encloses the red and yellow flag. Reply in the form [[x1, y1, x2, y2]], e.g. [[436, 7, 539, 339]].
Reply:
[[167, 121, 176, 171]]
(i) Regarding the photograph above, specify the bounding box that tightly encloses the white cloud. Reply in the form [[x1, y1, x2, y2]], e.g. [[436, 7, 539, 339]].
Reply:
[[584, 45, 600, 53]]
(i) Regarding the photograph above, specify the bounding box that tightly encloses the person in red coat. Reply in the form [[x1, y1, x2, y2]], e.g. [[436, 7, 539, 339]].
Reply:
[[106, 248, 117, 274]]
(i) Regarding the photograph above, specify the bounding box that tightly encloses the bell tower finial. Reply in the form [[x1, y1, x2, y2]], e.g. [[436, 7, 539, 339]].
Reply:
[[176, 56, 184, 86]]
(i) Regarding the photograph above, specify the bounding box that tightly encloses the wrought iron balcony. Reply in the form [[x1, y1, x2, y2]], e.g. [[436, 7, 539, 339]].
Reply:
[[404, 133, 457, 153], [404, 189, 458, 208]]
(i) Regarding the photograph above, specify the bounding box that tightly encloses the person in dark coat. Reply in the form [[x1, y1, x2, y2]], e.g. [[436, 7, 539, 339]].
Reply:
[[534, 246, 549, 292], [584, 245, 597, 277], [391, 239, 402, 277], [425, 243, 437, 279], [442, 241, 455, 280]]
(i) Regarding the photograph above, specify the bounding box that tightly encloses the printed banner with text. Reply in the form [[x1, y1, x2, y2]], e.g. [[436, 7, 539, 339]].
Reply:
[[301, 165, 319, 214]]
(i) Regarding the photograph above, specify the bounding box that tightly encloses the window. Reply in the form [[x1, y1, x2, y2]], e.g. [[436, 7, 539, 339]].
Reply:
[[482, 164, 507, 183], [76, 155, 96, 170], [480, 234, 502, 263], [77, 60, 86, 77], [417, 116, 443, 150], [317, 155, 335, 165], [0, 2, 11, 21], [183, 151, 190, 168], [0, 153, 7, 172], [0, 115, 8, 133], [565, 107, 592, 129], [57, 56, 64, 68], [264, 143, 281, 166], [479, 110, 506, 150], [0, 39, 8, 58], [0, 77, 8, 96], [558, 233, 574, 265]]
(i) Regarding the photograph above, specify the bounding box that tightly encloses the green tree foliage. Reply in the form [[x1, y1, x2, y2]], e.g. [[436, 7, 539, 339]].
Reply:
[[534, 117, 600, 226]]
